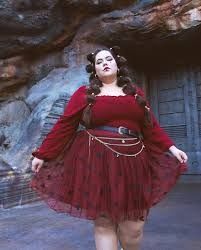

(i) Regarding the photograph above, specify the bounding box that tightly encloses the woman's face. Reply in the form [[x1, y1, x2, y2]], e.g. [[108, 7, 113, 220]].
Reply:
[[94, 50, 118, 81]]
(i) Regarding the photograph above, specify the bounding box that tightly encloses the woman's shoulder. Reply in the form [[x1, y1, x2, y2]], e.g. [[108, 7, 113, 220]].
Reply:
[[71, 85, 87, 97], [66, 85, 88, 108], [74, 84, 145, 97], [75, 84, 87, 93]]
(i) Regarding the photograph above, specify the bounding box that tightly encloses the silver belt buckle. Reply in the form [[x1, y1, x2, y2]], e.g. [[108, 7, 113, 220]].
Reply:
[[118, 126, 126, 135]]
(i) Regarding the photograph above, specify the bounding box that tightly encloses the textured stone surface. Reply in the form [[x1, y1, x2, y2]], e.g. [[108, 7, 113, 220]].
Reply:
[[76, 0, 201, 52], [1, 1, 201, 59], [0, 0, 133, 59], [0, 56, 30, 94], [1, 67, 87, 172]]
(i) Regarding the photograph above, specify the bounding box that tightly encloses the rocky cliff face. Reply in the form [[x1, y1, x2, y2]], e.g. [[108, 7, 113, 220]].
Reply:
[[0, 0, 201, 207]]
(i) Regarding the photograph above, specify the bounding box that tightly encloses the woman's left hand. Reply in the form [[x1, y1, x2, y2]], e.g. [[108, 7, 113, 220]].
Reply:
[[169, 145, 188, 163]]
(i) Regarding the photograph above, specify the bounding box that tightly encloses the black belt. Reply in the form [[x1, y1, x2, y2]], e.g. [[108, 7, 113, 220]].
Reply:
[[88, 126, 143, 139]]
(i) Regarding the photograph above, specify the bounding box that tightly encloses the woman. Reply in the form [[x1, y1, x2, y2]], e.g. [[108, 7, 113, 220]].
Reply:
[[30, 46, 188, 250]]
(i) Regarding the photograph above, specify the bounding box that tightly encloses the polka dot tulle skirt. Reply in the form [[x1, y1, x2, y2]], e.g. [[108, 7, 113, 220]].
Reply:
[[29, 129, 188, 223]]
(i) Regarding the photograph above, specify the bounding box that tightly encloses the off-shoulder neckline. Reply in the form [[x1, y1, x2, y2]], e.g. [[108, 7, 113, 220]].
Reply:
[[96, 94, 131, 97], [82, 85, 144, 98]]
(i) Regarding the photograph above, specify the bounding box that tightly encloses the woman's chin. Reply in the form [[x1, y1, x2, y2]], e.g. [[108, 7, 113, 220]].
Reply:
[[100, 72, 116, 78]]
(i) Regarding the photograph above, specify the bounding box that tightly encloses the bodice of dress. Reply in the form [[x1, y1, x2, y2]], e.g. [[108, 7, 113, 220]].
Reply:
[[32, 85, 175, 161], [90, 95, 144, 132]]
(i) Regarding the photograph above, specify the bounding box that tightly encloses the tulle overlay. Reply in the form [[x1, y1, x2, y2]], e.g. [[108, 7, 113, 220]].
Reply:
[[30, 129, 187, 223]]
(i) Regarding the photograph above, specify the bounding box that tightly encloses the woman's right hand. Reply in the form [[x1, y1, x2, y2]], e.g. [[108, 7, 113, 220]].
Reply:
[[31, 157, 45, 173]]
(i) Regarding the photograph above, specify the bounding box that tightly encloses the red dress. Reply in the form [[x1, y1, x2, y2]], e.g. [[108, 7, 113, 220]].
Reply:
[[29, 85, 188, 223]]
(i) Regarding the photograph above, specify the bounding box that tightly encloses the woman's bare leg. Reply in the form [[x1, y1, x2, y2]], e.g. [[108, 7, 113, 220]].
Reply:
[[93, 214, 118, 250], [117, 219, 145, 250]]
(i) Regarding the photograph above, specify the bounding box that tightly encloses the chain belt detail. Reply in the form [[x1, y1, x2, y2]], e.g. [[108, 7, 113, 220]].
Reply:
[[85, 130, 145, 159]]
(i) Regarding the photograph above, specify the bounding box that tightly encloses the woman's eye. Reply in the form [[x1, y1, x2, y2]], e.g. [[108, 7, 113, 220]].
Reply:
[[96, 58, 112, 64]]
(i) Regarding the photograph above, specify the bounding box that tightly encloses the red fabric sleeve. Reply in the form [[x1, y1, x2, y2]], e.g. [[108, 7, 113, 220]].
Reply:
[[137, 87, 175, 152], [32, 85, 87, 161]]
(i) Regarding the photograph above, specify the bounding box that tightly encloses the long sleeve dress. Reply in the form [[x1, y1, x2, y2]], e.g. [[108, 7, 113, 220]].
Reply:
[[30, 84, 188, 223]]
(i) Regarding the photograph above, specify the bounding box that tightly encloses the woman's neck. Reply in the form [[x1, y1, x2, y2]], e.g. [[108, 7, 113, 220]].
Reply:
[[102, 79, 117, 87]]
